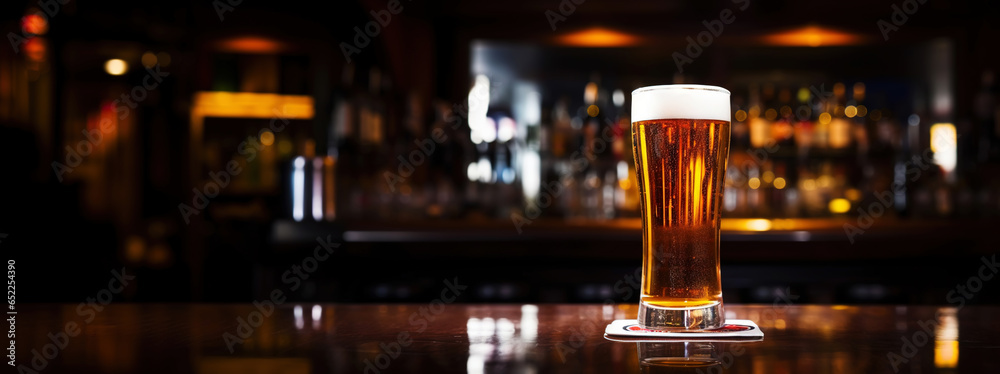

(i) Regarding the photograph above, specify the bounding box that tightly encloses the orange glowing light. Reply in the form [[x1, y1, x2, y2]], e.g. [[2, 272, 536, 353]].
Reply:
[[104, 59, 128, 76], [618, 178, 631, 190], [935, 340, 958, 368], [773, 177, 786, 189], [761, 26, 864, 47], [259, 130, 275, 146], [741, 219, 772, 232], [555, 27, 640, 47], [192, 92, 313, 120], [829, 198, 851, 214], [24, 37, 46, 63], [22, 13, 48, 35], [189, 92, 315, 190], [216, 37, 285, 53], [587, 105, 599, 117]]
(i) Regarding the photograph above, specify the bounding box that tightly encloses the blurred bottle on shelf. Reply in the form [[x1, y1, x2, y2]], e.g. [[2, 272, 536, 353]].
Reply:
[[361, 68, 390, 219], [261, 67, 1000, 224], [546, 97, 573, 219]]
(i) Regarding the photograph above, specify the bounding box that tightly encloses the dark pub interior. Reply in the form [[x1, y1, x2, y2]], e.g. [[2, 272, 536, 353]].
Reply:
[[3, 0, 1000, 372]]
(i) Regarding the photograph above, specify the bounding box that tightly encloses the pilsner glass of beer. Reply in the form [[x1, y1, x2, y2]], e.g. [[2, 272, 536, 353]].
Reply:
[[631, 85, 731, 330]]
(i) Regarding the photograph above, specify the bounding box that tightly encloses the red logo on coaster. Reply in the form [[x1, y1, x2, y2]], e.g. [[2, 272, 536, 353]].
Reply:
[[625, 324, 753, 333]]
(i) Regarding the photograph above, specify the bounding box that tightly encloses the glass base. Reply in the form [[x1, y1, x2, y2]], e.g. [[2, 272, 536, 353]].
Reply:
[[638, 301, 725, 331]]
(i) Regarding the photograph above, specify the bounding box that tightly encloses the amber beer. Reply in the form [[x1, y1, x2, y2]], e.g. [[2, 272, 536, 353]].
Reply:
[[631, 85, 731, 330]]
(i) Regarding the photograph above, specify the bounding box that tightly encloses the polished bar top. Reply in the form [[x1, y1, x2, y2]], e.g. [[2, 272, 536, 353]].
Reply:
[[15, 303, 997, 373]]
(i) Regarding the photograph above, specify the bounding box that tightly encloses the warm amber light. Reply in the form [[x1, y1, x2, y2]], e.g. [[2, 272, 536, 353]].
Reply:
[[141, 51, 158, 68], [833, 83, 845, 97], [618, 178, 631, 190], [829, 198, 851, 214], [216, 36, 285, 53], [930, 123, 957, 173], [764, 108, 777, 121], [797, 88, 811, 102], [192, 92, 314, 119], [817, 175, 832, 188], [845, 105, 858, 118], [935, 341, 959, 368], [734, 110, 747, 122], [930, 123, 956, 153], [748, 177, 761, 189], [845, 188, 861, 201], [857, 105, 868, 117], [259, 130, 275, 146], [818, 112, 832, 125], [721, 218, 773, 232], [555, 27, 640, 47], [762, 171, 775, 183], [773, 177, 786, 189], [22, 13, 48, 35], [762, 26, 865, 47], [105, 59, 128, 75], [853, 82, 866, 101], [587, 105, 600, 117], [745, 219, 772, 231], [24, 37, 46, 63], [584, 82, 598, 104]]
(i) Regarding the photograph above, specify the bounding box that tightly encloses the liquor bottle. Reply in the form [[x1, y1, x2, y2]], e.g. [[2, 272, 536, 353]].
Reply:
[[772, 87, 795, 148], [828, 82, 852, 150], [358, 67, 389, 219], [547, 97, 573, 218], [327, 65, 359, 220]]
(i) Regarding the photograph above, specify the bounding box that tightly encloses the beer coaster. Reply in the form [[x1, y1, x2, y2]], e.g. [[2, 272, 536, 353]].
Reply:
[[604, 319, 763, 342]]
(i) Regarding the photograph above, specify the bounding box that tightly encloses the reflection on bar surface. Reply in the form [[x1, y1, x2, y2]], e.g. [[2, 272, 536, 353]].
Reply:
[[15, 303, 1000, 373], [2, 0, 999, 306]]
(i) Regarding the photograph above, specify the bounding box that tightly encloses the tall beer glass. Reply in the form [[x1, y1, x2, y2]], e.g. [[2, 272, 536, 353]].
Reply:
[[631, 85, 731, 330]]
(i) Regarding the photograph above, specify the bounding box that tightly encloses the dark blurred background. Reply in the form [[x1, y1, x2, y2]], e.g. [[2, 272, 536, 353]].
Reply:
[[2, 0, 999, 305]]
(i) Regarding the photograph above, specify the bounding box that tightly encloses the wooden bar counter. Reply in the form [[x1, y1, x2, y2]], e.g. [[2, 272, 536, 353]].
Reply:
[[14, 303, 999, 373]]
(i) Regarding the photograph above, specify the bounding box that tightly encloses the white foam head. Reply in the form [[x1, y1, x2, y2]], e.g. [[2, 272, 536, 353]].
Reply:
[[631, 84, 731, 122]]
